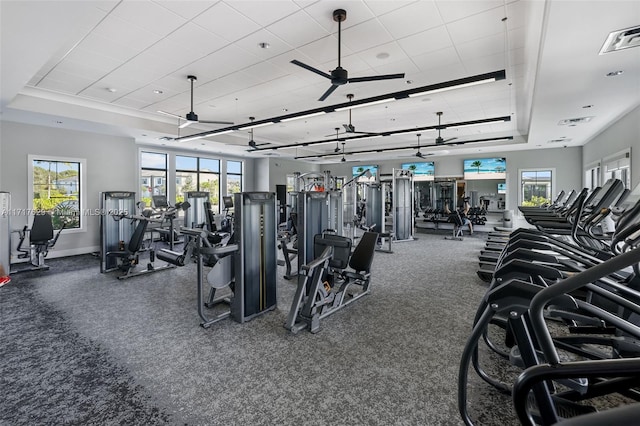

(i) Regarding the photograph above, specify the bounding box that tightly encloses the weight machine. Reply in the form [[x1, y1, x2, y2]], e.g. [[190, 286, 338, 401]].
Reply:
[[285, 230, 378, 334], [162, 192, 278, 328], [100, 191, 181, 279], [183, 191, 209, 228], [392, 168, 415, 242]]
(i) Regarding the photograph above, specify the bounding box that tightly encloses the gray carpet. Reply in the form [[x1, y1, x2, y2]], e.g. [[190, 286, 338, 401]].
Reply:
[[0, 231, 517, 425]]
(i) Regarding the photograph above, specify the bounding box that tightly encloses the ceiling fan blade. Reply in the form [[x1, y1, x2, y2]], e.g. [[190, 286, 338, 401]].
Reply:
[[179, 120, 195, 129], [443, 137, 457, 143], [347, 73, 405, 83], [352, 131, 379, 136], [199, 119, 234, 125], [290, 60, 332, 80], [318, 84, 340, 101], [157, 110, 184, 120]]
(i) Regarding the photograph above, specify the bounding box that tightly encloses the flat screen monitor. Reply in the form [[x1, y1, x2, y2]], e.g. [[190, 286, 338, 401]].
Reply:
[[497, 183, 506, 194], [222, 195, 234, 209], [152, 195, 168, 208], [352, 165, 378, 183], [463, 157, 506, 180], [401, 162, 435, 182]]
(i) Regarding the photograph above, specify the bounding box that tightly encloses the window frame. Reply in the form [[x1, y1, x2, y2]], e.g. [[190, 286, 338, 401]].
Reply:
[[175, 154, 221, 213], [603, 148, 631, 189], [226, 160, 243, 196], [140, 150, 168, 207], [518, 168, 555, 208], [28, 154, 86, 233]]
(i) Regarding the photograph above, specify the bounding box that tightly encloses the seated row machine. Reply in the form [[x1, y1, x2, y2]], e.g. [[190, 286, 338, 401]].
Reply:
[[285, 230, 378, 334]]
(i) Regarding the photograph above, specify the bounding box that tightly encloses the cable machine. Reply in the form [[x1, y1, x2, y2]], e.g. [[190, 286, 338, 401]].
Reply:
[[99, 191, 136, 273], [392, 168, 415, 241], [184, 191, 209, 228], [231, 192, 278, 322], [294, 171, 343, 266]]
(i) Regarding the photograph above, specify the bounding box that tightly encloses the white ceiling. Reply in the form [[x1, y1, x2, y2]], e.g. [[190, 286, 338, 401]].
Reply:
[[1, 0, 639, 164]]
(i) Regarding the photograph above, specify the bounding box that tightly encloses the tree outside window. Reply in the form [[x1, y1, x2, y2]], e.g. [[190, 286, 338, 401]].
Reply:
[[32, 159, 81, 230]]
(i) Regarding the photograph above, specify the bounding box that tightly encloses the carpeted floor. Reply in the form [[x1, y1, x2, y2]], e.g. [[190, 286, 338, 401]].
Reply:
[[1, 230, 517, 425]]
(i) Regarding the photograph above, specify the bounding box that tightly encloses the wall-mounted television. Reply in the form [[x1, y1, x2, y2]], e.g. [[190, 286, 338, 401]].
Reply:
[[463, 157, 506, 180], [497, 183, 506, 194], [401, 162, 435, 182], [352, 165, 378, 183]]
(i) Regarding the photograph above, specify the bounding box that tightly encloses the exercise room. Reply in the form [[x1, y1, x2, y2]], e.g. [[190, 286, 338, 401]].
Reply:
[[1, 1, 639, 424]]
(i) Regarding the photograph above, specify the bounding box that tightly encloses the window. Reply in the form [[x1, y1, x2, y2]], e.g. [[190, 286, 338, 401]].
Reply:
[[520, 169, 553, 207], [603, 149, 631, 189], [140, 151, 167, 207], [29, 156, 85, 230], [176, 155, 220, 212], [227, 160, 243, 196], [584, 162, 600, 191]]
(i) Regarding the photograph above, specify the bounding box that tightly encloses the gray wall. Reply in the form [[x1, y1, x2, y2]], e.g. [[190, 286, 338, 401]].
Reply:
[[1, 121, 137, 257], [0, 121, 260, 259], [322, 146, 583, 212], [266, 157, 319, 192], [583, 104, 640, 189]]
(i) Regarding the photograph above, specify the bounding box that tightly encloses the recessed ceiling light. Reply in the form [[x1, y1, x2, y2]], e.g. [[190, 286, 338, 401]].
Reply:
[[258, 42, 270, 49], [107, 87, 117, 93], [153, 90, 163, 94], [606, 70, 624, 76], [376, 52, 390, 60]]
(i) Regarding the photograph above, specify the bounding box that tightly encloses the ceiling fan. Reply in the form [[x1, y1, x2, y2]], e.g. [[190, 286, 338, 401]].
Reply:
[[337, 94, 380, 136], [157, 75, 234, 129], [435, 111, 457, 145], [247, 117, 269, 150], [340, 142, 346, 162], [413, 133, 433, 158], [291, 9, 405, 101]]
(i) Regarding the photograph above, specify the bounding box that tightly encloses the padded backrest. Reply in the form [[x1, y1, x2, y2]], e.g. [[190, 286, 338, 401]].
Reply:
[[128, 219, 148, 253], [30, 213, 54, 244], [349, 231, 378, 273], [314, 233, 352, 270], [288, 212, 298, 235], [449, 211, 464, 226], [203, 201, 217, 232]]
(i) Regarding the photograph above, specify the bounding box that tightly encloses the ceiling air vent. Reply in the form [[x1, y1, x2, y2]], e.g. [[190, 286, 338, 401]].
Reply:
[[558, 117, 593, 126], [600, 25, 640, 54]]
